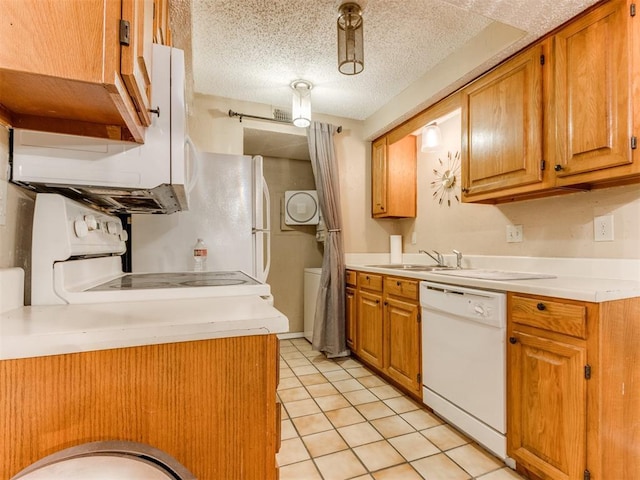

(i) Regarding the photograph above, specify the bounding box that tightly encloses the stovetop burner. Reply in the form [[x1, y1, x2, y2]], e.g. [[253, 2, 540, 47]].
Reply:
[[87, 271, 260, 292]]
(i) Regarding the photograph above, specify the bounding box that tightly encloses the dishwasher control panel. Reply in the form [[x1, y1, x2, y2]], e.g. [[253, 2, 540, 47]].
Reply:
[[419, 281, 506, 328]]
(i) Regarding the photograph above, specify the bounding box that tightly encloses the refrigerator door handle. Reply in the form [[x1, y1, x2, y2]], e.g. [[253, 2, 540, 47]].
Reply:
[[185, 137, 199, 193], [261, 177, 271, 281]]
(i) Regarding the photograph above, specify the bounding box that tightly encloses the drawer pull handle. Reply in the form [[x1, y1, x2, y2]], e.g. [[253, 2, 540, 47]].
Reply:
[[536, 303, 546, 311], [509, 337, 518, 344]]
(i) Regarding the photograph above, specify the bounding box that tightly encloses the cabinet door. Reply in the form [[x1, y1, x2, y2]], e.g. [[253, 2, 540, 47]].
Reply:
[[384, 297, 421, 395], [371, 137, 388, 216], [371, 135, 417, 218], [153, 0, 171, 44], [357, 290, 384, 368], [0, 0, 146, 141], [552, 0, 632, 181], [121, 0, 154, 126], [508, 330, 587, 480], [346, 286, 357, 352], [461, 44, 544, 199], [386, 136, 417, 217]]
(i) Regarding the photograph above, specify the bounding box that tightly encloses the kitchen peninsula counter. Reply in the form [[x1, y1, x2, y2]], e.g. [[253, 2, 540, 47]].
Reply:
[[0, 269, 286, 480], [0, 294, 288, 360], [346, 254, 640, 302]]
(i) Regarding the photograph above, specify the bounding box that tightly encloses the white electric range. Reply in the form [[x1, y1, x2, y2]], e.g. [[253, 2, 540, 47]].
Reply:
[[31, 193, 271, 306], [0, 194, 287, 361]]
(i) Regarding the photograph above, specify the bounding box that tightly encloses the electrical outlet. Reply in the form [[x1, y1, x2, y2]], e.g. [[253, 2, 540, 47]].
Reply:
[[594, 215, 614, 241], [411, 231, 417, 245], [506, 224, 523, 243]]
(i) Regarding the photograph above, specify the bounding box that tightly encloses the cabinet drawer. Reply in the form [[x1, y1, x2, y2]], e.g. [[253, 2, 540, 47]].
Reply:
[[357, 272, 383, 292], [510, 295, 588, 339], [384, 277, 419, 301], [346, 270, 357, 287]]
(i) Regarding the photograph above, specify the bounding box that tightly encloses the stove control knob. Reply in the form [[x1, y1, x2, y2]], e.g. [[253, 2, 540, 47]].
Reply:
[[119, 230, 129, 242], [106, 221, 120, 235], [74, 219, 89, 238], [84, 214, 98, 231]]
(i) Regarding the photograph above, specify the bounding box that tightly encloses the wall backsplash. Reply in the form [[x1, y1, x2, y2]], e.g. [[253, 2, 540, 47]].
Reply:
[[398, 112, 640, 259]]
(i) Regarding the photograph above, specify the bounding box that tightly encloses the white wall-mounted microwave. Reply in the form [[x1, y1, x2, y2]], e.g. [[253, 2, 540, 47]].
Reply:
[[10, 44, 194, 214]]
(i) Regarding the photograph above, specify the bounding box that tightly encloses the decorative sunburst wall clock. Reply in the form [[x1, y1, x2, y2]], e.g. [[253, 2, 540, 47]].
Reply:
[[431, 150, 461, 207]]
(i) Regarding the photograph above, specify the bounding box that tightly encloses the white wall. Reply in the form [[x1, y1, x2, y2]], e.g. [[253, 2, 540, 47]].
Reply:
[[397, 112, 640, 259]]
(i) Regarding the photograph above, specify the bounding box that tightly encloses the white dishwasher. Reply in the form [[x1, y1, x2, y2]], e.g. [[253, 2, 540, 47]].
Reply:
[[420, 281, 507, 460]]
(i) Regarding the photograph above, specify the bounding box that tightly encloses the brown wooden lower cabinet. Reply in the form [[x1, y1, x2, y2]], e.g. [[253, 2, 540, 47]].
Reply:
[[384, 295, 421, 395], [0, 335, 280, 480], [349, 270, 422, 399], [507, 293, 640, 480]]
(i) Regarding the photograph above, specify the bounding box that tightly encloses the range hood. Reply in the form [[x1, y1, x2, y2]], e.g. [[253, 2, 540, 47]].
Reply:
[[10, 44, 192, 215]]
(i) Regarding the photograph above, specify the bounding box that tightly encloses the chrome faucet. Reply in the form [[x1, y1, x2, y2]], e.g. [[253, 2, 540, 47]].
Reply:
[[419, 249, 445, 266], [453, 249, 463, 269]]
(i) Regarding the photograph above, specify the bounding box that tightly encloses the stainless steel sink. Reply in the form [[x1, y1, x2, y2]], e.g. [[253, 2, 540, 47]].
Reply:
[[365, 264, 456, 272]]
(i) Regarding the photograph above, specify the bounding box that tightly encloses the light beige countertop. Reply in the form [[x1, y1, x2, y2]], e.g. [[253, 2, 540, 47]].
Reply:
[[0, 268, 289, 360], [346, 254, 640, 303]]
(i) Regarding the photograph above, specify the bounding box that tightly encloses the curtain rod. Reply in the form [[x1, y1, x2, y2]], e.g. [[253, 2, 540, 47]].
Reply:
[[228, 109, 342, 133]]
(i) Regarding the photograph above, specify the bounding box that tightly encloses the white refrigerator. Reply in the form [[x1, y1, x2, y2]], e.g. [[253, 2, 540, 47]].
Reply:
[[131, 152, 270, 282]]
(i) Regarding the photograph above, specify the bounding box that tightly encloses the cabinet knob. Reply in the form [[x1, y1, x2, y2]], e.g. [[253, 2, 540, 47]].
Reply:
[[384, 301, 388, 306], [554, 164, 564, 172], [375, 299, 380, 304], [365, 275, 370, 280], [536, 302, 546, 311], [509, 337, 518, 344], [462, 188, 469, 193], [396, 281, 401, 286]]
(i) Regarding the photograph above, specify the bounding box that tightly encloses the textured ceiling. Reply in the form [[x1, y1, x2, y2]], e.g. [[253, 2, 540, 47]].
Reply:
[[182, 0, 600, 122]]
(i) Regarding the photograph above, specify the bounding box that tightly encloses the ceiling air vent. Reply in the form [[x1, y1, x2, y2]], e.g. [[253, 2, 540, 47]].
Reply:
[[273, 108, 292, 123]]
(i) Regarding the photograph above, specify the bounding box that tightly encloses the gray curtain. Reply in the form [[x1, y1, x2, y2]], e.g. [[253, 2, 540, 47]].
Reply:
[[307, 122, 348, 357]]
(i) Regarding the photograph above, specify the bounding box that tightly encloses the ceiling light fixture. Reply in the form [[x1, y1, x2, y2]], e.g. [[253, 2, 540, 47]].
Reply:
[[421, 122, 442, 152], [337, 2, 364, 75], [291, 80, 313, 128]]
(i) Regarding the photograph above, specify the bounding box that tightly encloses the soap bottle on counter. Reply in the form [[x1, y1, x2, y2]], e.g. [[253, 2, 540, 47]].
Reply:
[[193, 238, 208, 272]]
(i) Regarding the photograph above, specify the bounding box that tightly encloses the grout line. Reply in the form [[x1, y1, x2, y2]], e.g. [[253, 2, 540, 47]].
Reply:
[[278, 340, 522, 480]]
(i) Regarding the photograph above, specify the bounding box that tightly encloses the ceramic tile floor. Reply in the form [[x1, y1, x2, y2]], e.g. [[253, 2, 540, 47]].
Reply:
[[277, 338, 525, 480]]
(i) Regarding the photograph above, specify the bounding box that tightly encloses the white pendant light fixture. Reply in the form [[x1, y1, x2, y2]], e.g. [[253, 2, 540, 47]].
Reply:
[[421, 122, 442, 152], [291, 80, 313, 128], [337, 2, 364, 75]]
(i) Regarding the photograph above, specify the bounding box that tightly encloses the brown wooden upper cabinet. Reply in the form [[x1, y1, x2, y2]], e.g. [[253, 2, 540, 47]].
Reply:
[[371, 134, 417, 218], [551, 0, 633, 184], [0, 0, 166, 143], [461, 43, 546, 200], [461, 0, 639, 203]]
